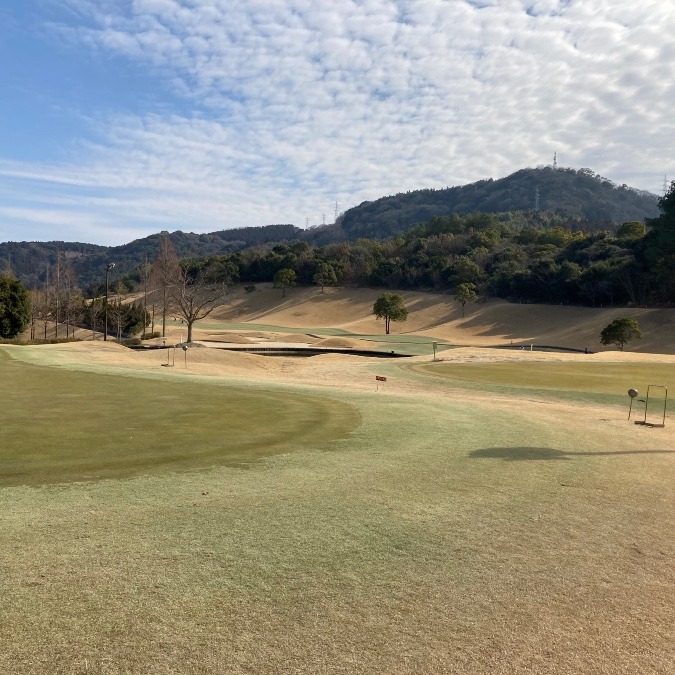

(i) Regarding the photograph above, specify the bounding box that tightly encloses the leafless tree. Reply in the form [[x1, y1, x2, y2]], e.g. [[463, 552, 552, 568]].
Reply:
[[60, 257, 82, 338], [150, 233, 181, 337], [108, 281, 126, 341], [170, 268, 229, 343]]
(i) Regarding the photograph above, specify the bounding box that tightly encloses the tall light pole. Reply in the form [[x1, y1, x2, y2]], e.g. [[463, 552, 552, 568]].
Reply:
[[104, 262, 115, 341]]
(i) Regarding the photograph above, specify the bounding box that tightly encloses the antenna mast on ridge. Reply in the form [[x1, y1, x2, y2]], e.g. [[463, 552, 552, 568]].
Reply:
[[553, 151, 557, 169]]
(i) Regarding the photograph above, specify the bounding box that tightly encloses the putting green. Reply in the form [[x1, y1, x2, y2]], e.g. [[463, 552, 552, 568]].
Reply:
[[0, 350, 358, 487], [410, 361, 674, 405]]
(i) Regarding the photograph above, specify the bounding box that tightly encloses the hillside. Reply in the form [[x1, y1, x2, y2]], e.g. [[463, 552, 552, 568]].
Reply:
[[0, 224, 301, 290], [200, 284, 675, 354], [0, 166, 660, 291], [338, 167, 659, 239]]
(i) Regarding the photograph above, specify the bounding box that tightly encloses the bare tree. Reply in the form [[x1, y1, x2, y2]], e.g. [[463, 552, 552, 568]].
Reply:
[[60, 257, 81, 338], [169, 268, 229, 343], [150, 233, 180, 337], [108, 281, 126, 341], [140, 255, 151, 337], [88, 297, 101, 340], [38, 273, 52, 339], [29, 287, 39, 340]]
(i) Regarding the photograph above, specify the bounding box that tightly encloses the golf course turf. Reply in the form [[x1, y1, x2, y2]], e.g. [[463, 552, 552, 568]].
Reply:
[[1, 342, 673, 674], [0, 349, 358, 487]]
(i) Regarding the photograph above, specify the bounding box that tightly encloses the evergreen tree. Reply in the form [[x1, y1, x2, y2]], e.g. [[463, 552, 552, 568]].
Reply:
[[600, 316, 642, 350], [373, 293, 408, 334], [0, 274, 31, 338]]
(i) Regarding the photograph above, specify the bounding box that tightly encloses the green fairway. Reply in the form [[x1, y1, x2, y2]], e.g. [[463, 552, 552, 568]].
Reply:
[[0, 350, 358, 487], [411, 361, 675, 407]]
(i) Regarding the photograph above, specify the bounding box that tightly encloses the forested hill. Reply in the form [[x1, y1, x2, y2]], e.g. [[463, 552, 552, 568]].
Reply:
[[0, 167, 661, 291], [339, 167, 659, 239], [0, 224, 301, 290]]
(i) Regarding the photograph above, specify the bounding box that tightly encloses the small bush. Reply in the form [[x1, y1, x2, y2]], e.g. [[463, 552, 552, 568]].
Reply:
[[244, 284, 257, 293], [121, 337, 142, 346], [142, 331, 161, 340]]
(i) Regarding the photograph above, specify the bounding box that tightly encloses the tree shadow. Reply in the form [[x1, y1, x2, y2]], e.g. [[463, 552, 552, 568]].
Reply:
[[469, 447, 675, 461]]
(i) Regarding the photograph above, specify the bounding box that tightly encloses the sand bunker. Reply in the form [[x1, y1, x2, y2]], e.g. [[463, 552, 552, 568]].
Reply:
[[203, 333, 253, 344], [314, 337, 366, 349]]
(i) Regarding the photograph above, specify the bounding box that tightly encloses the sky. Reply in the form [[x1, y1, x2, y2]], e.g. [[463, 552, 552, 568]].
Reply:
[[0, 0, 674, 246]]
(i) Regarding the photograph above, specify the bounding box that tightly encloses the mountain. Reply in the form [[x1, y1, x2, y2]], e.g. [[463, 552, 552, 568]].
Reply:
[[0, 167, 661, 289], [0, 224, 301, 290], [338, 167, 659, 239]]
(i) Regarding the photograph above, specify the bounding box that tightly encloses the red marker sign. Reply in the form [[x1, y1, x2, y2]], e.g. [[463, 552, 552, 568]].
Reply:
[[375, 376, 387, 382]]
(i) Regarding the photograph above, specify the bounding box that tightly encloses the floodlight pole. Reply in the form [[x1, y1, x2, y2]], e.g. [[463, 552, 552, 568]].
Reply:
[[104, 262, 115, 341]]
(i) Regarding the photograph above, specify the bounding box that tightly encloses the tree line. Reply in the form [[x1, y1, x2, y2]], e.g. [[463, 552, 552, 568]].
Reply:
[[1, 181, 673, 341], [0, 234, 228, 342], [170, 182, 675, 308]]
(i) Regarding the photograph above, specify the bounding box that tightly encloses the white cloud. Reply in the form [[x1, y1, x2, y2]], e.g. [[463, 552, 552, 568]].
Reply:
[[2, 0, 674, 244]]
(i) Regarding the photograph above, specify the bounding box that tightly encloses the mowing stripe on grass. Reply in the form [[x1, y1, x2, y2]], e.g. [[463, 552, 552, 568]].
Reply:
[[0, 349, 359, 487], [409, 361, 675, 409]]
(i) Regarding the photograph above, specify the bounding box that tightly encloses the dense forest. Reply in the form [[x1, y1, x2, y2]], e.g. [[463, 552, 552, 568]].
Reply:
[[337, 167, 659, 239], [178, 201, 670, 307], [4, 168, 675, 337], [0, 167, 659, 292], [0, 224, 301, 290]]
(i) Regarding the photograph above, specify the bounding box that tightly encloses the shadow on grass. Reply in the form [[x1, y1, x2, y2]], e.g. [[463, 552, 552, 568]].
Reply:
[[469, 447, 675, 461]]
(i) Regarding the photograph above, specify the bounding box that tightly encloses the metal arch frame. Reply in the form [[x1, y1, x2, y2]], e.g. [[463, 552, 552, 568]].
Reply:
[[635, 385, 668, 427]]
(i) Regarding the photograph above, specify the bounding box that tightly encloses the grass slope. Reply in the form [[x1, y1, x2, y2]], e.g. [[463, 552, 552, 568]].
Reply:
[[203, 285, 675, 354], [410, 361, 675, 411]]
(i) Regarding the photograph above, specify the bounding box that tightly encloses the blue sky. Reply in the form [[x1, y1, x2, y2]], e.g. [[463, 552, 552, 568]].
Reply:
[[0, 0, 674, 246]]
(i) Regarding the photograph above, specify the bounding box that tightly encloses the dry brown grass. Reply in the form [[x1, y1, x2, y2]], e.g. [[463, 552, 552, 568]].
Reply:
[[196, 284, 675, 354], [3, 290, 675, 674]]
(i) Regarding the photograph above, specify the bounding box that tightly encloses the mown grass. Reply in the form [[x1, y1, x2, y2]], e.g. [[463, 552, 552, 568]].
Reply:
[[1, 347, 674, 674], [410, 361, 675, 410], [0, 349, 358, 487]]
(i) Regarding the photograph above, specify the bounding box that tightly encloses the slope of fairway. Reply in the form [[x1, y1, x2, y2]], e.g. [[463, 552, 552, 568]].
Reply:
[[0, 348, 358, 487], [198, 284, 675, 354], [411, 361, 675, 410]]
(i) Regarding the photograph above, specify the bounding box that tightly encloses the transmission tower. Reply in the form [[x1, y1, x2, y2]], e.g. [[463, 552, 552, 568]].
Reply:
[[306, 217, 309, 228], [553, 151, 557, 169], [663, 175, 669, 195], [334, 201, 340, 222], [322, 213, 326, 226]]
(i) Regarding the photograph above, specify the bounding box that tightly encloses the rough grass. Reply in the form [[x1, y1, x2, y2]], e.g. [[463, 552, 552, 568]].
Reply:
[[1, 348, 674, 674]]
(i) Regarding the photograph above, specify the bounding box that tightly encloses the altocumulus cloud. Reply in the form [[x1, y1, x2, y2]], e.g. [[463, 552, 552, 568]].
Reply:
[[0, 0, 674, 244]]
